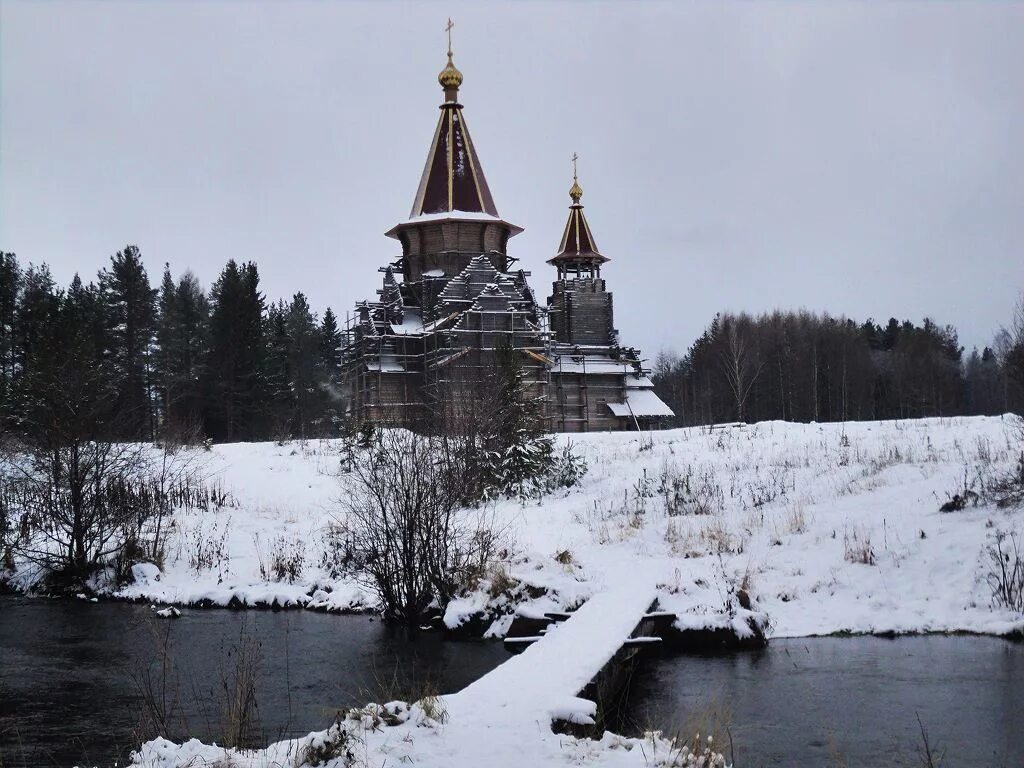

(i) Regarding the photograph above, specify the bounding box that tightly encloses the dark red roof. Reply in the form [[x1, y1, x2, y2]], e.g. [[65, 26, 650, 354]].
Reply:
[[548, 201, 608, 266], [410, 104, 499, 218]]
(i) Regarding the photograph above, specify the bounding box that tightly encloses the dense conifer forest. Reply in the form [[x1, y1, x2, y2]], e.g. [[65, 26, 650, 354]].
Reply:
[[0, 248, 343, 444]]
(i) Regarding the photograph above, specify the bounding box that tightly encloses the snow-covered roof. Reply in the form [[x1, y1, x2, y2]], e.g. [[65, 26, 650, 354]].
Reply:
[[405, 210, 504, 224], [366, 354, 406, 373], [388, 309, 425, 336], [626, 376, 655, 388], [607, 388, 674, 418], [553, 357, 635, 375]]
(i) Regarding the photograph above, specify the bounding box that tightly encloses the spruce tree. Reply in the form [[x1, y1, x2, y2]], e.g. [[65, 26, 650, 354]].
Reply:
[[99, 245, 157, 439], [286, 293, 322, 438], [155, 264, 178, 433], [264, 300, 293, 439], [14, 263, 59, 387], [319, 307, 343, 434], [174, 272, 210, 437], [154, 266, 210, 440], [0, 253, 21, 415], [206, 260, 266, 441], [487, 335, 552, 497]]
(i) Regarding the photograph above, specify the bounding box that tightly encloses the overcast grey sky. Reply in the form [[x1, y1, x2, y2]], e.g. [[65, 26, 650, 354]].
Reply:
[[2, 1, 1022, 358]]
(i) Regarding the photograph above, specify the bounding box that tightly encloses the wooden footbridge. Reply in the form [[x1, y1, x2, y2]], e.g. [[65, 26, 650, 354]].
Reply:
[[434, 577, 675, 766]]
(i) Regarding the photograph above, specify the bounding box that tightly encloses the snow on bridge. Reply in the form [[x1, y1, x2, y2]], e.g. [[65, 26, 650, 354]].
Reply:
[[432, 575, 662, 766]]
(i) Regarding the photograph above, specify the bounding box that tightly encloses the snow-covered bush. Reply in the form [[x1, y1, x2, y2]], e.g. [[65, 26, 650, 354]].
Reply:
[[300, 721, 355, 766], [543, 440, 588, 491]]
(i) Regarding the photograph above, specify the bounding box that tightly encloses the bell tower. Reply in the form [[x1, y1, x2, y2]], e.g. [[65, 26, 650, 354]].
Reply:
[[547, 157, 616, 346]]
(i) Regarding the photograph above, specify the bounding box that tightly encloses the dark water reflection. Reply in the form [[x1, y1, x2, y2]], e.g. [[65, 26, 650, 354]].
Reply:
[[4, 598, 1024, 768], [622, 636, 1024, 767], [0, 597, 508, 767]]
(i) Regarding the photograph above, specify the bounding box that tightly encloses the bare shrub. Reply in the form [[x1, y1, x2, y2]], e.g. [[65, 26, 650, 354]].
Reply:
[[785, 503, 808, 535], [657, 462, 724, 517], [486, 562, 518, 598], [0, 440, 148, 584], [745, 467, 790, 509], [0, 438, 218, 587], [988, 451, 1024, 509], [700, 518, 742, 555], [218, 622, 262, 749], [130, 611, 188, 741], [254, 534, 306, 583], [915, 712, 946, 768], [343, 429, 499, 626], [188, 516, 231, 582], [975, 436, 993, 464], [844, 526, 876, 565], [985, 529, 1024, 613], [318, 520, 359, 579], [0, 482, 13, 572]]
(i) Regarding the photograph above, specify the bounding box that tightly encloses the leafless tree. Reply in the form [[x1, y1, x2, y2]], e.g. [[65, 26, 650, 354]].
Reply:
[[1, 434, 147, 583], [342, 427, 497, 626], [719, 317, 764, 423]]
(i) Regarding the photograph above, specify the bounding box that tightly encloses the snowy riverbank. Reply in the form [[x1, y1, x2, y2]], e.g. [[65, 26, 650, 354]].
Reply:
[[6, 416, 1024, 641]]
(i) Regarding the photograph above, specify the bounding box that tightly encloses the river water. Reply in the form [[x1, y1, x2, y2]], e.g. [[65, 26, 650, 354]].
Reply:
[[2, 597, 1023, 767], [0, 597, 507, 767], [621, 636, 1024, 767]]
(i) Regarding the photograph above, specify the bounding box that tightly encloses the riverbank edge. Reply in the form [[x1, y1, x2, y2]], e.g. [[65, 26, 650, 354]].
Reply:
[[3, 581, 1021, 646]]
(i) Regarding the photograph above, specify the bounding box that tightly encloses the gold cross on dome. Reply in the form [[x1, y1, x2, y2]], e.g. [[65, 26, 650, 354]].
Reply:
[[571, 152, 579, 182], [446, 18, 455, 54]]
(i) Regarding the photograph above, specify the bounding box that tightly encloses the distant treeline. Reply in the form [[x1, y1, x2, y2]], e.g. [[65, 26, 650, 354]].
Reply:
[[3, 248, 1023, 442], [0, 248, 343, 444], [652, 309, 1024, 427]]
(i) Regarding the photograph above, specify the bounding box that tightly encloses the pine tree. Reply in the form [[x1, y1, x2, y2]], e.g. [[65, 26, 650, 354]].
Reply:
[[18, 273, 111, 435], [0, 253, 22, 415], [264, 300, 293, 439], [99, 245, 157, 439], [486, 335, 553, 497], [206, 260, 266, 441], [154, 264, 178, 433], [14, 264, 59, 386], [285, 293, 323, 438], [174, 271, 210, 436], [319, 307, 343, 434], [154, 266, 210, 440]]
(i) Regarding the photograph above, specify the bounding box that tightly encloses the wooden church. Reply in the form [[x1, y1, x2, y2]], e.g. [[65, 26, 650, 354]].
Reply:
[[340, 41, 673, 432]]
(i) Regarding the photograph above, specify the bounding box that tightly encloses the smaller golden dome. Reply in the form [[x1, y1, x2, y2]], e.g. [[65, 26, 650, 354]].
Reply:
[[570, 180, 583, 204], [438, 53, 463, 91]]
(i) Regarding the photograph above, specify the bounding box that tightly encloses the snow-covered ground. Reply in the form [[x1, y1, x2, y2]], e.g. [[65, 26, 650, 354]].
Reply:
[[10, 415, 1020, 767], [9, 415, 1022, 641]]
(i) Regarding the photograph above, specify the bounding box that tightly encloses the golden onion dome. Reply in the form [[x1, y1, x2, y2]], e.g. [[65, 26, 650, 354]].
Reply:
[[569, 179, 584, 204], [438, 52, 463, 91]]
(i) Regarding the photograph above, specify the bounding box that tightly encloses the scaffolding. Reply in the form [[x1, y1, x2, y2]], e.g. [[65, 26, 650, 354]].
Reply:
[[340, 256, 660, 433]]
